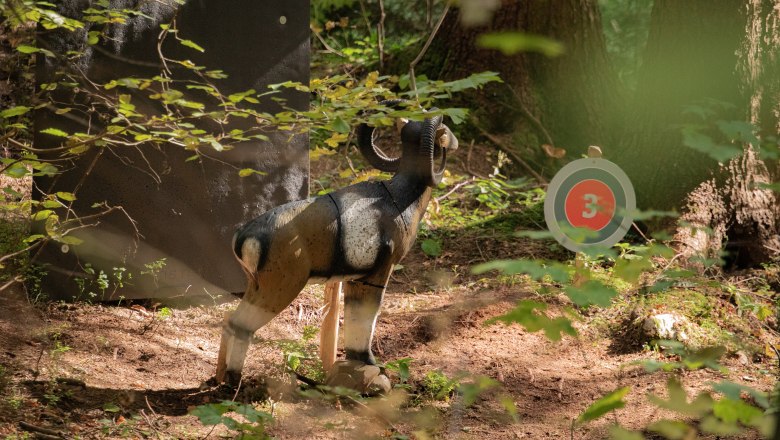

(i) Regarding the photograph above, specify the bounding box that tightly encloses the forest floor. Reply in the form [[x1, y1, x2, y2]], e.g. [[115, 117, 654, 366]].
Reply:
[[0, 147, 778, 439]]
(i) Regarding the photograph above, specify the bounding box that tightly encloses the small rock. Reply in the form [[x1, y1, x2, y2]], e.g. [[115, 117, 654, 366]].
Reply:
[[735, 351, 750, 366], [642, 313, 690, 342]]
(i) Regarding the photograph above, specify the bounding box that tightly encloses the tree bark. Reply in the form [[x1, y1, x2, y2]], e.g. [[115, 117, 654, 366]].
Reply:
[[424, 0, 780, 266], [425, 0, 622, 170], [614, 0, 747, 211], [640, 0, 780, 266]]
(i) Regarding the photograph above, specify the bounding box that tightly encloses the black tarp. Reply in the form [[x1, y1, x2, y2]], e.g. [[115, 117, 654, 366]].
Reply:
[[33, 0, 310, 301]]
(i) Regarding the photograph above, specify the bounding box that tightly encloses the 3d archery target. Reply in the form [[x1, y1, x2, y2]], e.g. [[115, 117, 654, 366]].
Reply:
[[544, 158, 635, 253]]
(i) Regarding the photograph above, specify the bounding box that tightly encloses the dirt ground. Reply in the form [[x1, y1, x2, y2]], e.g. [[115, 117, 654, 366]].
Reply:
[[0, 147, 777, 439], [0, 250, 776, 439]]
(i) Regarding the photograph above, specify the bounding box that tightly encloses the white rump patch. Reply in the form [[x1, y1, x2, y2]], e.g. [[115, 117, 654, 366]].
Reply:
[[240, 238, 261, 273]]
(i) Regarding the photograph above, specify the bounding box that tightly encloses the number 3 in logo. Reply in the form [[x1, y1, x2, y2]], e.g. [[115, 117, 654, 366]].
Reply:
[[582, 194, 598, 219]]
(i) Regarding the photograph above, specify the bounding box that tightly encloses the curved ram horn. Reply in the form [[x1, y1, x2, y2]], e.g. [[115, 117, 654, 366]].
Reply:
[[356, 99, 407, 172], [419, 109, 445, 187]]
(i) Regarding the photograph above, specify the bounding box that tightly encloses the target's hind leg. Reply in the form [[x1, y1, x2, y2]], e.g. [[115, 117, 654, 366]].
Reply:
[[216, 269, 308, 384], [215, 300, 276, 385]]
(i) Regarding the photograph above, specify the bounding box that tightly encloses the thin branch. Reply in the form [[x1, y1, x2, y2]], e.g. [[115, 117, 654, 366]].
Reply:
[[18, 421, 65, 439], [435, 177, 474, 203], [474, 124, 547, 185], [409, 1, 451, 98], [0, 242, 43, 265], [377, 0, 386, 69], [91, 44, 165, 68], [0, 276, 23, 293], [311, 25, 346, 58], [506, 84, 556, 149]]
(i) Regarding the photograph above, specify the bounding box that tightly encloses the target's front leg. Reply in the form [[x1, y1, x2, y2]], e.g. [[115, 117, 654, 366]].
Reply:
[[343, 278, 386, 365], [327, 274, 392, 395]]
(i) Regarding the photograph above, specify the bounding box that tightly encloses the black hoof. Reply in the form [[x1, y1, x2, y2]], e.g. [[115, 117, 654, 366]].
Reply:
[[224, 370, 243, 388]]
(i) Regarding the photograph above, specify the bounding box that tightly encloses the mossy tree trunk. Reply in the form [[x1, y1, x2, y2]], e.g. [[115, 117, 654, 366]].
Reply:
[[423, 0, 779, 266], [614, 0, 780, 266], [425, 0, 622, 172]]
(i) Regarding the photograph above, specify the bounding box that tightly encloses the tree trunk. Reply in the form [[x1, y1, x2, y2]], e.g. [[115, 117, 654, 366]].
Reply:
[[424, 0, 779, 266], [425, 0, 622, 171], [620, 0, 780, 266]]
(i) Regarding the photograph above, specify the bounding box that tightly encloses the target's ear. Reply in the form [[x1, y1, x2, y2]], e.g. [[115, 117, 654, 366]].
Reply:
[[435, 124, 458, 151], [395, 118, 409, 135]]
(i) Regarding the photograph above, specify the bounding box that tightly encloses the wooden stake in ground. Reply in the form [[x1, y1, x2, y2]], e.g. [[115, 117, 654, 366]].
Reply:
[[320, 281, 342, 373]]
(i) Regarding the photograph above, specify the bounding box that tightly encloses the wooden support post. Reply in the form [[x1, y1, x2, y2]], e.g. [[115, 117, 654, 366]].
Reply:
[[572, 254, 586, 287], [320, 281, 342, 373]]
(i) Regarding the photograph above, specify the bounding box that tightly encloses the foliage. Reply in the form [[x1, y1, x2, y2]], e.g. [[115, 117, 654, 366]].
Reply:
[[425, 174, 544, 237], [190, 400, 273, 440], [575, 344, 775, 439], [476, 32, 564, 57], [383, 357, 413, 385], [421, 370, 459, 401], [267, 325, 325, 383], [0, 0, 500, 297], [680, 99, 780, 163], [420, 238, 442, 257], [577, 386, 630, 424], [484, 299, 577, 341]]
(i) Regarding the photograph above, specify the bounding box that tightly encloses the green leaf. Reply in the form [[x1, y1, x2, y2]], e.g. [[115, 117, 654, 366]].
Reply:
[[238, 168, 267, 177], [476, 32, 564, 57], [0, 106, 31, 118], [699, 415, 743, 436], [23, 234, 46, 244], [577, 387, 630, 424], [564, 280, 617, 307], [716, 120, 759, 145], [498, 394, 518, 423], [682, 345, 726, 370], [58, 235, 84, 246], [189, 403, 229, 425], [42, 200, 61, 208], [711, 381, 770, 409], [614, 257, 653, 283], [458, 376, 498, 406], [102, 402, 121, 413], [87, 31, 100, 45], [421, 239, 442, 257], [179, 39, 205, 52], [647, 378, 713, 417], [4, 163, 29, 178], [472, 259, 570, 283], [712, 398, 763, 425], [32, 210, 55, 221], [625, 209, 678, 221], [441, 107, 468, 124], [55, 191, 76, 202], [486, 300, 576, 341], [758, 182, 780, 192], [681, 127, 741, 162], [40, 127, 69, 137], [516, 230, 556, 240], [331, 117, 350, 134], [647, 419, 693, 439], [609, 426, 644, 440], [16, 45, 39, 54]]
